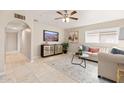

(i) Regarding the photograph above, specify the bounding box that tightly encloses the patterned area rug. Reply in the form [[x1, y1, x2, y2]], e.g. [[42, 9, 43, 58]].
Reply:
[[43, 54, 111, 83]]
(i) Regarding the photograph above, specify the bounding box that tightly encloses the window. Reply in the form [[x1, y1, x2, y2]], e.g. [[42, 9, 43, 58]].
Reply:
[[100, 31, 118, 43], [85, 28, 119, 44], [85, 31, 99, 43]]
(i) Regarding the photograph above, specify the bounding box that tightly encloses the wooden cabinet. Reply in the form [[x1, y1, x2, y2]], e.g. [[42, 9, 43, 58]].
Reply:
[[41, 44, 63, 57], [43, 45, 54, 56], [55, 44, 63, 54]]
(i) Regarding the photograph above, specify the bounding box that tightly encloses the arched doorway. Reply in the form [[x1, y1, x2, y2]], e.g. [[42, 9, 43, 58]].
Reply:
[[5, 20, 31, 69]]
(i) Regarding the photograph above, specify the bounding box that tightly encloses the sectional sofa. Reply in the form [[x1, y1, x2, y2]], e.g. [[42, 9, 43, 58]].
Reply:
[[81, 45, 124, 82]]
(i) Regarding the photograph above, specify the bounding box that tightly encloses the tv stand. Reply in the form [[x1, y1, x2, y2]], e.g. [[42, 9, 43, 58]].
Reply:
[[41, 44, 63, 57]]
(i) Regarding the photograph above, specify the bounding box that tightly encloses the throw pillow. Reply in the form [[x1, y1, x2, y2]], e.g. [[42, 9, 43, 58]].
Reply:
[[111, 48, 124, 55], [82, 45, 89, 51], [89, 48, 99, 53]]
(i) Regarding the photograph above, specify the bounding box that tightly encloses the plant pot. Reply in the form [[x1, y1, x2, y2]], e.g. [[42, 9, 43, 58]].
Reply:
[[79, 51, 82, 55], [63, 50, 67, 54]]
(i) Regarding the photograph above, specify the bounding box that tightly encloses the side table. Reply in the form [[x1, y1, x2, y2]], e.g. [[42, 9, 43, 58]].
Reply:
[[117, 64, 124, 83]]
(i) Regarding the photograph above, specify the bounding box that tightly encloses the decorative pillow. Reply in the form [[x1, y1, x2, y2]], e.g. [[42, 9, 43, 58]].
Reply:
[[89, 48, 99, 53], [82, 45, 89, 51], [111, 48, 124, 55]]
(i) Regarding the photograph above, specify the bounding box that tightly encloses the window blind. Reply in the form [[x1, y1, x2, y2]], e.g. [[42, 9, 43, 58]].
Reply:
[[85, 29, 119, 44]]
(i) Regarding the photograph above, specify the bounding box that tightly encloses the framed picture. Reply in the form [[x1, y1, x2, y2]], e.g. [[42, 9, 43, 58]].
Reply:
[[68, 31, 79, 43], [43, 30, 59, 42]]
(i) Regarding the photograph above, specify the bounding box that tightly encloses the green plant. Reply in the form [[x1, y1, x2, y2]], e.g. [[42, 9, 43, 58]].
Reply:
[[62, 43, 69, 53], [62, 43, 69, 50], [78, 48, 83, 55]]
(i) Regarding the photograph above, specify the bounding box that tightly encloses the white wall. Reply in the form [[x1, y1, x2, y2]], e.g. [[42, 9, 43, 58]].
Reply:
[[65, 19, 124, 52], [0, 29, 5, 75], [20, 29, 31, 59], [6, 32, 18, 53], [0, 11, 6, 75], [33, 21, 64, 59]]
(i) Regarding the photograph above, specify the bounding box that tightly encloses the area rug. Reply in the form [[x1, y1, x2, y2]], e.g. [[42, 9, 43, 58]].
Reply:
[[43, 54, 111, 83]]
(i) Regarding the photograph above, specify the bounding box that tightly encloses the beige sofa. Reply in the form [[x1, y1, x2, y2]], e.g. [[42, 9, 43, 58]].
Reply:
[[98, 53, 124, 82], [85, 47, 112, 62]]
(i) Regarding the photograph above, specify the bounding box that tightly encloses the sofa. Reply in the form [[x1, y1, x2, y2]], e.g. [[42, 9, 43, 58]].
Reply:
[[81, 45, 124, 81], [98, 52, 124, 82], [81, 45, 112, 62]]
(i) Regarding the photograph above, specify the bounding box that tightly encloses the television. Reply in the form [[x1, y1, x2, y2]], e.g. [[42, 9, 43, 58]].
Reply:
[[43, 30, 59, 41]]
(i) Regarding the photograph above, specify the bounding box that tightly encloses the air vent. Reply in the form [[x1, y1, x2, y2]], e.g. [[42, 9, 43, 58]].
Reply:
[[33, 19, 38, 22], [14, 13, 26, 20]]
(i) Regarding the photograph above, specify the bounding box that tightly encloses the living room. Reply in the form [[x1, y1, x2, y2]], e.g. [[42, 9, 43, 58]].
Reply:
[[0, 10, 124, 83], [1, 0, 124, 93]]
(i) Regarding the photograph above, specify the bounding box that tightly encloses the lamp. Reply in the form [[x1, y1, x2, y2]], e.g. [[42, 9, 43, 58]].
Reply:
[[62, 17, 70, 23], [119, 30, 124, 40], [62, 18, 65, 22], [66, 17, 69, 22]]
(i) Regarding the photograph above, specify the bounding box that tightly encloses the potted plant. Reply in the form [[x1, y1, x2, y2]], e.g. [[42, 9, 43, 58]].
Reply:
[[78, 48, 83, 55], [62, 42, 69, 54]]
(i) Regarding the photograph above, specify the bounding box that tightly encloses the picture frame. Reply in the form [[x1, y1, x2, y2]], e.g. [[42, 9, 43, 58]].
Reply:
[[68, 31, 79, 43], [43, 30, 59, 42]]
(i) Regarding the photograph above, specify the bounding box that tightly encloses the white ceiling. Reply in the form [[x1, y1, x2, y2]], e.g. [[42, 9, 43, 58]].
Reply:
[[27, 10, 124, 29]]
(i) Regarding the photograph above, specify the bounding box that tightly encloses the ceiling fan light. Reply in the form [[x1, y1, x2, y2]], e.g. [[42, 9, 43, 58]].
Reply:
[[62, 18, 65, 22], [66, 17, 69, 23], [56, 10, 78, 23], [62, 18, 70, 23]]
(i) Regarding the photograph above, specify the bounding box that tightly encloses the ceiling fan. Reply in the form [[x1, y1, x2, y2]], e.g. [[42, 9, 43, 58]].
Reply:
[[55, 10, 78, 23]]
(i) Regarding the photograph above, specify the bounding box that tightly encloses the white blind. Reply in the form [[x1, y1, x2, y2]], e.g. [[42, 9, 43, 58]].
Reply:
[[85, 29, 119, 44], [85, 32, 99, 43], [100, 31, 118, 43]]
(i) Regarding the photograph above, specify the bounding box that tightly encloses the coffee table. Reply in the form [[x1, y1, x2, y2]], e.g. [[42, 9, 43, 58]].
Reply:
[[71, 53, 89, 68]]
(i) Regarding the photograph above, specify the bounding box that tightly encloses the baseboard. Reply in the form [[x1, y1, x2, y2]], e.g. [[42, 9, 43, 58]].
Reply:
[[32, 56, 41, 60], [30, 56, 41, 63], [6, 51, 19, 55]]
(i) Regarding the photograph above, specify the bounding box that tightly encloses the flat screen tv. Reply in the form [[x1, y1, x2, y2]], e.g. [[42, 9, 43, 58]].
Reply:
[[43, 30, 59, 41]]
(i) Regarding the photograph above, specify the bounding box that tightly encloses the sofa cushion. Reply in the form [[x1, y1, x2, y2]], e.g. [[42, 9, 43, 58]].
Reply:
[[111, 48, 124, 55], [82, 45, 89, 51]]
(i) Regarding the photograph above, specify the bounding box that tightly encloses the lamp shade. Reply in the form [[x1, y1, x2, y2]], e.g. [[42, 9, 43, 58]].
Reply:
[[119, 30, 124, 40]]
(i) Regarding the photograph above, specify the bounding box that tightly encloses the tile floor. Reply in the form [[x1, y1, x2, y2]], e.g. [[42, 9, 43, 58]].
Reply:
[[0, 53, 75, 83], [0, 53, 111, 83]]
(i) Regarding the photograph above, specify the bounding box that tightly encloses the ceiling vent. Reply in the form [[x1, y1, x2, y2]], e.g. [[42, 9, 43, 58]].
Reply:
[[33, 19, 38, 22], [14, 13, 26, 20]]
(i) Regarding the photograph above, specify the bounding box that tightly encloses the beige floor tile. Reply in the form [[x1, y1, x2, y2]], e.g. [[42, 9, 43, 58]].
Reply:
[[0, 73, 16, 83], [16, 74, 40, 83], [2, 53, 109, 83], [2, 53, 75, 83]]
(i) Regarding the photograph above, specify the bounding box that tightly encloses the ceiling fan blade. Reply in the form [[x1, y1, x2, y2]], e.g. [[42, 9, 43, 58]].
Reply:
[[70, 11, 77, 15], [54, 17, 63, 20], [56, 11, 63, 16], [69, 17, 78, 20]]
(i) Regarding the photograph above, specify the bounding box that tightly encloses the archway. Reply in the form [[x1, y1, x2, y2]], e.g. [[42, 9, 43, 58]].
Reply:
[[5, 20, 32, 66]]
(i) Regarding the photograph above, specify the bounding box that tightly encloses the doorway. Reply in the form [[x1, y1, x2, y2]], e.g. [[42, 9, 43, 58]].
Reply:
[[6, 31, 18, 54], [5, 20, 31, 73]]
